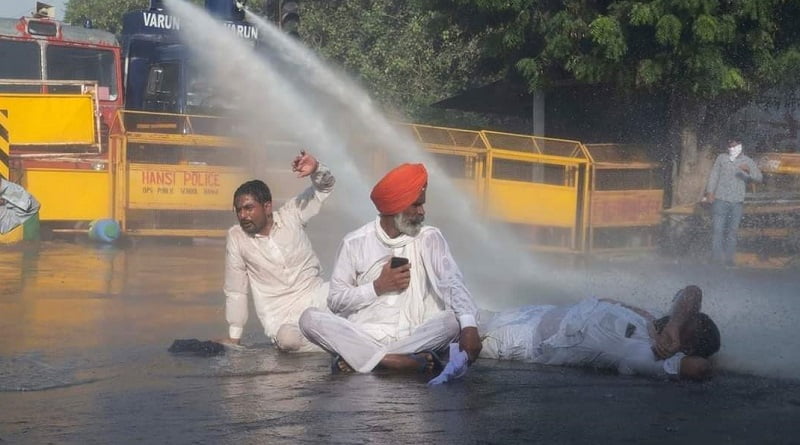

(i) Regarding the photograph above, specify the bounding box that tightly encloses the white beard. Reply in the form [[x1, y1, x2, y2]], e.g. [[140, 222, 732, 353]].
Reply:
[[394, 213, 423, 237]]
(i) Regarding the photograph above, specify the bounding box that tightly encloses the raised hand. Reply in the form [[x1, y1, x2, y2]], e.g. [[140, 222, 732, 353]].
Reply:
[[291, 150, 319, 178]]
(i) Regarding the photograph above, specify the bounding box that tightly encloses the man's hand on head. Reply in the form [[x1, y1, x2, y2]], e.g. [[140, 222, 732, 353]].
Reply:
[[459, 327, 482, 364], [652, 323, 681, 359], [291, 150, 319, 178], [373, 261, 411, 295]]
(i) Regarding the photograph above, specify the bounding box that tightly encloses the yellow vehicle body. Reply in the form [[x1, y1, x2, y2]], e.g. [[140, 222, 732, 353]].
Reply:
[[2, 83, 253, 240], [1, 81, 107, 238], [25, 168, 111, 221], [0, 93, 97, 147]]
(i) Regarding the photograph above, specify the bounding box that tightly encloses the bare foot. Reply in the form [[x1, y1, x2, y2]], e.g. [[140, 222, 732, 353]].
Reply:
[[378, 352, 440, 374]]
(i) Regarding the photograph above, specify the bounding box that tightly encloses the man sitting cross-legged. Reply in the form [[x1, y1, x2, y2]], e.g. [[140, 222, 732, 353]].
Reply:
[[300, 163, 481, 374]]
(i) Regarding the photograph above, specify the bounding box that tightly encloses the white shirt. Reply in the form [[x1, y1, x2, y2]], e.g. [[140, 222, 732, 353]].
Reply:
[[328, 220, 478, 343], [0, 179, 40, 234], [224, 165, 334, 340]]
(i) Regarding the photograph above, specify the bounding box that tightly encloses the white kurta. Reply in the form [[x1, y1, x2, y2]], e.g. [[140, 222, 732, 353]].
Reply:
[[299, 218, 478, 372], [224, 165, 334, 348], [328, 218, 478, 338], [0, 179, 40, 234]]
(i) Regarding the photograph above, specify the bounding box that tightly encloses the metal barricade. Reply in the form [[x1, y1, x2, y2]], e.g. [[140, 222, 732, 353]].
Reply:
[[584, 143, 664, 252], [110, 110, 252, 237], [482, 131, 591, 253]]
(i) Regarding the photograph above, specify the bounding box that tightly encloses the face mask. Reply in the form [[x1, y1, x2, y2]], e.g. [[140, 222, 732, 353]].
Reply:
[[728, 144, 742, 161]]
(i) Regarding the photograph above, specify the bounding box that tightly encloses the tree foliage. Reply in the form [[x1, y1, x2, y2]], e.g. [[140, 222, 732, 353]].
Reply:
[[432, 1, 800, 97], [300, 0, 486, 119], [427, 0, 800, 202], [66, 0, 152, 34]]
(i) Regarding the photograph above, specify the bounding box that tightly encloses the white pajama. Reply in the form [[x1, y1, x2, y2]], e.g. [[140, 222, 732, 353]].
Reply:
[[300, 308, 460, 372]]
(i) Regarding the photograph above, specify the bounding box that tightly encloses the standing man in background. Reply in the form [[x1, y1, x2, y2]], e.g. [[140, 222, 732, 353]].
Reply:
[[222, 151, 335, 352], [703, 139, 762, 266]]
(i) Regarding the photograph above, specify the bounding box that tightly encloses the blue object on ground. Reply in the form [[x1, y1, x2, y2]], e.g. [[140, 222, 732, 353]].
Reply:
[[88, 219, 120, 243]]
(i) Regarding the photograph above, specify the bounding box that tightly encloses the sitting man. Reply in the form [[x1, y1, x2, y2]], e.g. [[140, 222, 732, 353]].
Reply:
[[300, 163, 481, 374], [222, 151, 334, 352], [479, 285, 720, 380], [0, 176, 40, 235]]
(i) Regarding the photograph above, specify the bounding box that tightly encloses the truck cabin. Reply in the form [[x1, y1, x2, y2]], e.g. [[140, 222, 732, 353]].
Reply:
[[121, 0, 258, 116], [0, 14, 123, 130]]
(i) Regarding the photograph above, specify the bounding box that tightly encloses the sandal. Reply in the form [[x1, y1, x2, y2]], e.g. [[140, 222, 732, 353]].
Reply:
[[330, 354, 355, 374], [410, 350, 444, 376]]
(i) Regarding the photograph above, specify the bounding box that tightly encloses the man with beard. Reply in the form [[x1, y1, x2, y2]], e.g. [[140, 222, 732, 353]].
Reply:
[[221, 151, 335, 352], [299, 163, 481, 374]]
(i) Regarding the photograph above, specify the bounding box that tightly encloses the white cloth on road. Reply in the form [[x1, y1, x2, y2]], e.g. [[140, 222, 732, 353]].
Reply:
[[0, 179, 40, 234], [427, 342, 469, 386], [224, 164, 334, 351]]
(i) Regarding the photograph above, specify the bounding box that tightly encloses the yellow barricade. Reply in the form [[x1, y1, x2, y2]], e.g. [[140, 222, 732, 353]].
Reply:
[[482, 132, 590, 252], [111, 110, 252, 237], [584, 144, 664, 252]]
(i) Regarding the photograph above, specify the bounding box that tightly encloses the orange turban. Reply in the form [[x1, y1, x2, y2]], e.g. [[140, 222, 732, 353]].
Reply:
[[370, 163, 428, 215]]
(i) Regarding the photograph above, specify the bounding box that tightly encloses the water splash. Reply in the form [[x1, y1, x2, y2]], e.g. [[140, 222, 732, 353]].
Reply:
[[159, 1, 800, 380], [165, 0, 543, 304]]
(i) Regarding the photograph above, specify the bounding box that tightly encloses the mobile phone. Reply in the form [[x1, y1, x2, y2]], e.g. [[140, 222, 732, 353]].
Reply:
[[390, 257, 409, 268]]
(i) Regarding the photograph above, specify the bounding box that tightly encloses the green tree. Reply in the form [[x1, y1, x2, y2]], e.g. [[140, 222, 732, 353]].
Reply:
[[64, 0, 211, 33], [428, 0, 800, 204], [65, 0, 150, 34], [300, 0, 486, 120]]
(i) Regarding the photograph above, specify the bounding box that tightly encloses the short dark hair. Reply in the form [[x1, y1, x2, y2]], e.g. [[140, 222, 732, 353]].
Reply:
[[691, 313, 721, 358], [654, 313, 721, 358], [233, 180, 271, 206]]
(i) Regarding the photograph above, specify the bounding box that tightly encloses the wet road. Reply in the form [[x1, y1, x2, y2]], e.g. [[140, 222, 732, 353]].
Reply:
[[1, 241, 799, 444]]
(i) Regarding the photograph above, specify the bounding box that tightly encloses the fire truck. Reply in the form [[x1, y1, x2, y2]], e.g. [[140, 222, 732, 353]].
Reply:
[[0, 3, 123, 242], [0, 0, 258, 242]]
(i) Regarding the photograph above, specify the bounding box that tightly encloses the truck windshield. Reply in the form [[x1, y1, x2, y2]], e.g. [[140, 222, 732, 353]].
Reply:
[[185, 63, 235, 116], [46, 45, 118, 99], [0, 40, 42, 92]]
